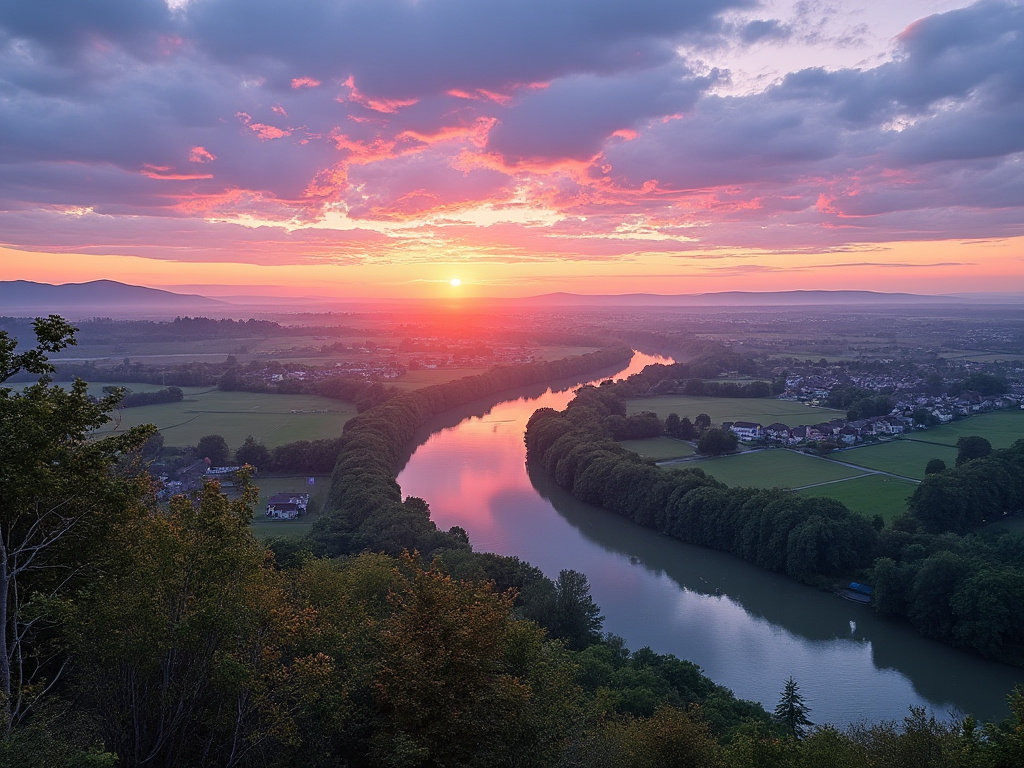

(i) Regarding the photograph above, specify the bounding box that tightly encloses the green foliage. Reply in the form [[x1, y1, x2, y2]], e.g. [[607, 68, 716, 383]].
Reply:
[[773, 677, 812, 739], [956, 435, 993, 466], [698, 428, 739, 456], [195, 433, 230, 465], [235, 434, 271, 468], [0, 317, 153, 732], [551, 570, 604, 650], [925, 458, 947, 475]]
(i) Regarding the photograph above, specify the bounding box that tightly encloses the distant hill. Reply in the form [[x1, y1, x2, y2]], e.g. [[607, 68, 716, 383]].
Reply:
[[514, 290, 970, 307], [0, 280, 227, 317]]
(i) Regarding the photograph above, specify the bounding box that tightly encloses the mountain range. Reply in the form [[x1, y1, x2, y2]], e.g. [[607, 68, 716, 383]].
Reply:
[[1, 280, 1016, 318]]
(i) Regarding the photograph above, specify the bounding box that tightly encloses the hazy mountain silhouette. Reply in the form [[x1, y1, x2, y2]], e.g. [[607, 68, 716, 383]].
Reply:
[[0, 280, 227, 316]]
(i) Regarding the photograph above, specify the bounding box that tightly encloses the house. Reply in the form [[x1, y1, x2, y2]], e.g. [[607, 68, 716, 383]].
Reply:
[[266, 492, 310, 520], [838, 426, 860, 445], [729, 421, 763, 441], [764, 423, 791, 442]]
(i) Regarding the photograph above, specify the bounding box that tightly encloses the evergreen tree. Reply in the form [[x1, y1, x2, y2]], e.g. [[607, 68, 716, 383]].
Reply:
[[774, 676, 813, 739]]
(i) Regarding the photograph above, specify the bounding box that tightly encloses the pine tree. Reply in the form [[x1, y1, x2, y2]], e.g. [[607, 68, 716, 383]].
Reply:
[[774, 676, 813, 739]]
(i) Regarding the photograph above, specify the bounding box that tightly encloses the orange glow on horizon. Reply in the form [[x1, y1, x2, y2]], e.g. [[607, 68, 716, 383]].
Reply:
[[2, 234, 1022, 301]]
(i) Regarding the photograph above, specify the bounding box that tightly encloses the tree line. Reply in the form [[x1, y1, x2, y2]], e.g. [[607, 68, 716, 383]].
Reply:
[[525, 385, 1024, 663]]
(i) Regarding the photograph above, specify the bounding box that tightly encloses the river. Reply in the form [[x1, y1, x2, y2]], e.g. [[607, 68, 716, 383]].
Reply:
[[395, 352, 1023, 726]]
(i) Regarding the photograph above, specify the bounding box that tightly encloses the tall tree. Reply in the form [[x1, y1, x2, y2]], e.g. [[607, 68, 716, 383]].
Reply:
[[0, 316, 152, 733], [552, 569, 604, 650], [774, 676, 812, 739]]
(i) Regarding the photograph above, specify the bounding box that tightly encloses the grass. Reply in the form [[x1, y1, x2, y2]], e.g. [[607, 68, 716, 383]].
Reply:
[[619, 436, 695, 460], [91, 389, 358, 451], [627, 395, 844, 426], [248, 474, 331, 541], [391, 367, 491, 390], [796, 474, 917, 522], [677, 449, 865, 489], [839, 440, 958, 480], [919, 410, 1024, 449]]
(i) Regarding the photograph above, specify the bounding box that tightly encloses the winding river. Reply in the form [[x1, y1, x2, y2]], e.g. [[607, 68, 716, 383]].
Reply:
[[396, 352, 1024, 726]]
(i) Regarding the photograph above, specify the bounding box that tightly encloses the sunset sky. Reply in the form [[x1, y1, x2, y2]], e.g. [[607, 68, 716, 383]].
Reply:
[[2, 0, 1022, 299]]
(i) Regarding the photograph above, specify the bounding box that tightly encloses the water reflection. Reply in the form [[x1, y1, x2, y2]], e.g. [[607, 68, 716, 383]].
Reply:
[[395, 352, 1022, 725]]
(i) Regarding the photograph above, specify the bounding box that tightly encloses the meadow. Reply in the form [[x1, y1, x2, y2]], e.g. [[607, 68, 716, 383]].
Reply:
[[626, 395, 844, 426], [921, 409, 1024, 449], [674, 448, 866, 489], [838, 440, 957, 480], [391, 366, 491, 390], [92, 387, 358, 451], [796, 474, 917, 522], [618, 436, 695, 460]]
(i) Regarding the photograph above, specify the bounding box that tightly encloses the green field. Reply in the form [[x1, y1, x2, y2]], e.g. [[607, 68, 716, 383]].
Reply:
[[91, 389, 358, 451], [679, 449, 865, 489], [392, 366, 491, 390], [797, 474, 917, 522], [619, 436, 695, 460], [920, 410, 1024, 449], [626, 395, 844, 426], [249, 474, 331, 541], [840, 440, 958, 480]]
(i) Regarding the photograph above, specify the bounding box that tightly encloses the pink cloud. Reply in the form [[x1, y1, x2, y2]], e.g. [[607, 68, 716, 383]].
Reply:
[[341, 76, 418, 114], [236, 111, 291, 140], [290, 76, 321, 89], [189, 146, 217, 164], [140, 164, 213, 181]]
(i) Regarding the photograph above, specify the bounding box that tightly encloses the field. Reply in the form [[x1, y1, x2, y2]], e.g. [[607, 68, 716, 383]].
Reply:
[[921, 410, 1024, 449], [678, 449, 866, 489], [626, 395, 844, 426], [839, 440, 957, 480], [391, 366, 491, 390], [248, 474, 331, 541], [796, 475, 917, 522], [618, 436, 695, 460], [91, 388, 358, 451]]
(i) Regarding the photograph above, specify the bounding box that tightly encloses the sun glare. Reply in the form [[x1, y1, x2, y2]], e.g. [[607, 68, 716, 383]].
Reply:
[[449, 278, 461, 287]]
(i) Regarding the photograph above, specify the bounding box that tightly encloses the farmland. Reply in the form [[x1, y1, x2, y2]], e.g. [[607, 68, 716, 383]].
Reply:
[[625, 395, 844, 426], [92, 387, 358, 451], [618, 436, 695, 460], [839, 440, 957, 480], [796, 474, 917, 522], [674, 448, 866, 489]]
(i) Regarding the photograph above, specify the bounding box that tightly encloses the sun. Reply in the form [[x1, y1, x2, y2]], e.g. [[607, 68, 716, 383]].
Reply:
[[449, 278, 461, 287]]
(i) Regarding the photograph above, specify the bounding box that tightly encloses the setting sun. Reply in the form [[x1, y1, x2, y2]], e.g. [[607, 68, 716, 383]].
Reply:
[[449, 278, 461, 287]]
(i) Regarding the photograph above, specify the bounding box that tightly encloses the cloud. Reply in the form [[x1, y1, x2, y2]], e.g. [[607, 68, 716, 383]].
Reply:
[[0, 0, 1023, 271]]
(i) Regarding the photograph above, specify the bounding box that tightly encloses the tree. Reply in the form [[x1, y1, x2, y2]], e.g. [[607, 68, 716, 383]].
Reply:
[[677, 416, 697, 440], [551, 569, 604, 650], [235, 434, 270, 470], [924, 458, 946, 475], [0, 316, 153, 733], [665, 413, 681, 436], [773, 676, 812, 739], [694, 413, 712, 433], [956, 436, 992, 467], [697, 428, 738, 456], [196, 433, 230, 466]]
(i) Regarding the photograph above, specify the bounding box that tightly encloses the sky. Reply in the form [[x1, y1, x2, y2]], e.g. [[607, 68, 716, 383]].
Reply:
[[1, 0, 1022, 299]]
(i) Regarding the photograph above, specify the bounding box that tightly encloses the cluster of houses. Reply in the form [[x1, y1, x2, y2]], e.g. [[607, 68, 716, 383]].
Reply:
[[726, 390, 1022, 447], [726, 416, 908, 446]]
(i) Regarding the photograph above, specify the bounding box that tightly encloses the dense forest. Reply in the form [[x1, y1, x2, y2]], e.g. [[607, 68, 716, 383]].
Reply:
[[5, 318, 1024, 766], [525, 384, 1024, 664]]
